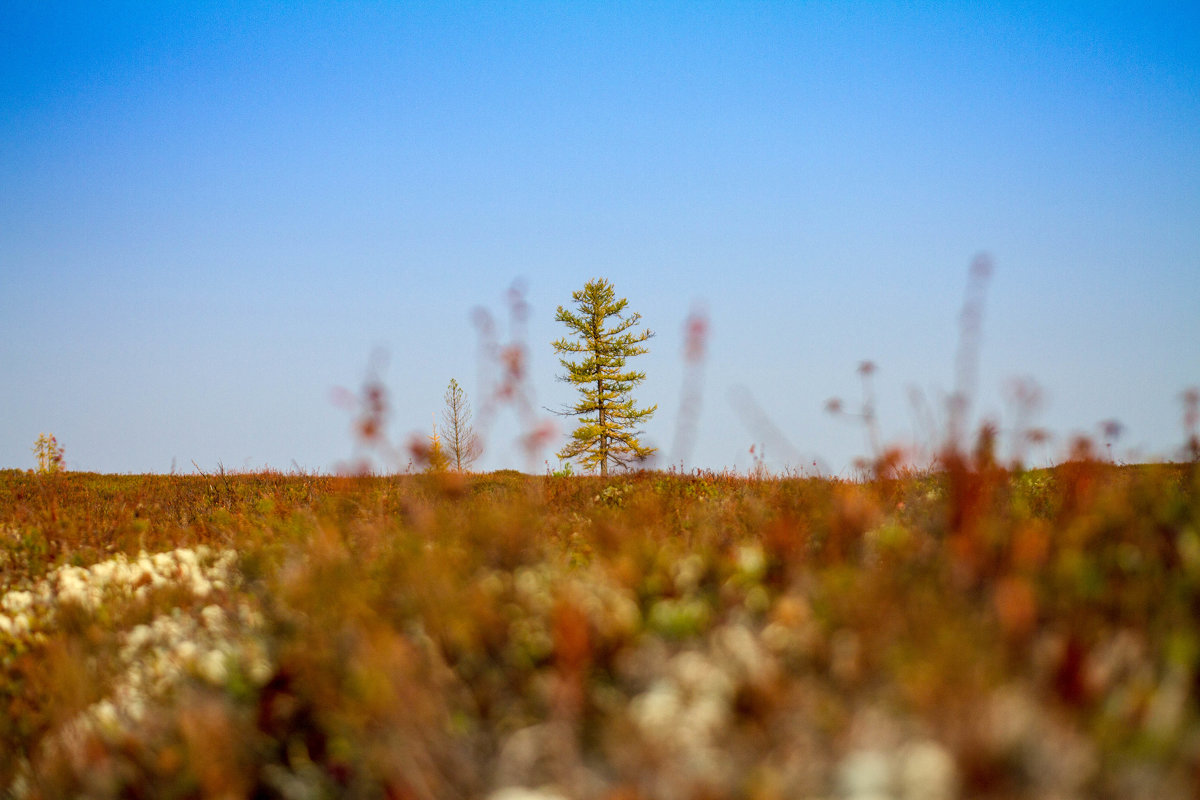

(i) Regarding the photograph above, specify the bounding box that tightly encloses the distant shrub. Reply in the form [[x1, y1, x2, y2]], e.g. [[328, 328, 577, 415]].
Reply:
[[32, 433, 64, 474]]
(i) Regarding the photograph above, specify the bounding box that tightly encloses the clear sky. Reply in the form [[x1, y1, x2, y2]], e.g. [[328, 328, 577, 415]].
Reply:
[[3, 1, 1198, 475]]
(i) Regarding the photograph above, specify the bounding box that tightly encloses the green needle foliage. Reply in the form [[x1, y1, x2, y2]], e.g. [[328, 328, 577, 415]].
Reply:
[[553, 278, 657, 475]]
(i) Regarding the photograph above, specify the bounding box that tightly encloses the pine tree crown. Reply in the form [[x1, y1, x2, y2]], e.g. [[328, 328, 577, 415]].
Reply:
[[552, 278, 657, 474]]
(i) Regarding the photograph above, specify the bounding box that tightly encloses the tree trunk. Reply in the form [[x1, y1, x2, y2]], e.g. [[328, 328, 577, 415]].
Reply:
[[598, 377, 607, 477]]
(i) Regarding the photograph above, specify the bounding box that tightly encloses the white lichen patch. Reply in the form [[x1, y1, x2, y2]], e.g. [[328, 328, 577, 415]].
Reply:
[[1, 547, 242, 661], [79, 599, 272, 740], [3, 547, 274, 797]]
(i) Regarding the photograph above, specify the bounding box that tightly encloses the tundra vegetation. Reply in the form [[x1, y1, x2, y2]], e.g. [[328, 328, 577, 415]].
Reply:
[[2, 447, 1199, 798]]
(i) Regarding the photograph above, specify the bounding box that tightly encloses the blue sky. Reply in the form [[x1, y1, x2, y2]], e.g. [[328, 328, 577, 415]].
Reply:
[[2, 1, 1198, 475]]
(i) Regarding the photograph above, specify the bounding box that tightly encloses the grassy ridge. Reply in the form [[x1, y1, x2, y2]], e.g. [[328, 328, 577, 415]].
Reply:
[[2, 461, 1199, 798]]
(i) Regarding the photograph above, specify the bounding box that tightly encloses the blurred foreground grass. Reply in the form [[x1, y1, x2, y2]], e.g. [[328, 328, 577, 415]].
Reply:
[[2, 459, 1199, 799]]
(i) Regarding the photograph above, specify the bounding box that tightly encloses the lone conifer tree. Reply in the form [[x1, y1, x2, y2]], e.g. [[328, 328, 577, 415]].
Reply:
[[441, 378, 482, 471], [553, 278, 656, 475]]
